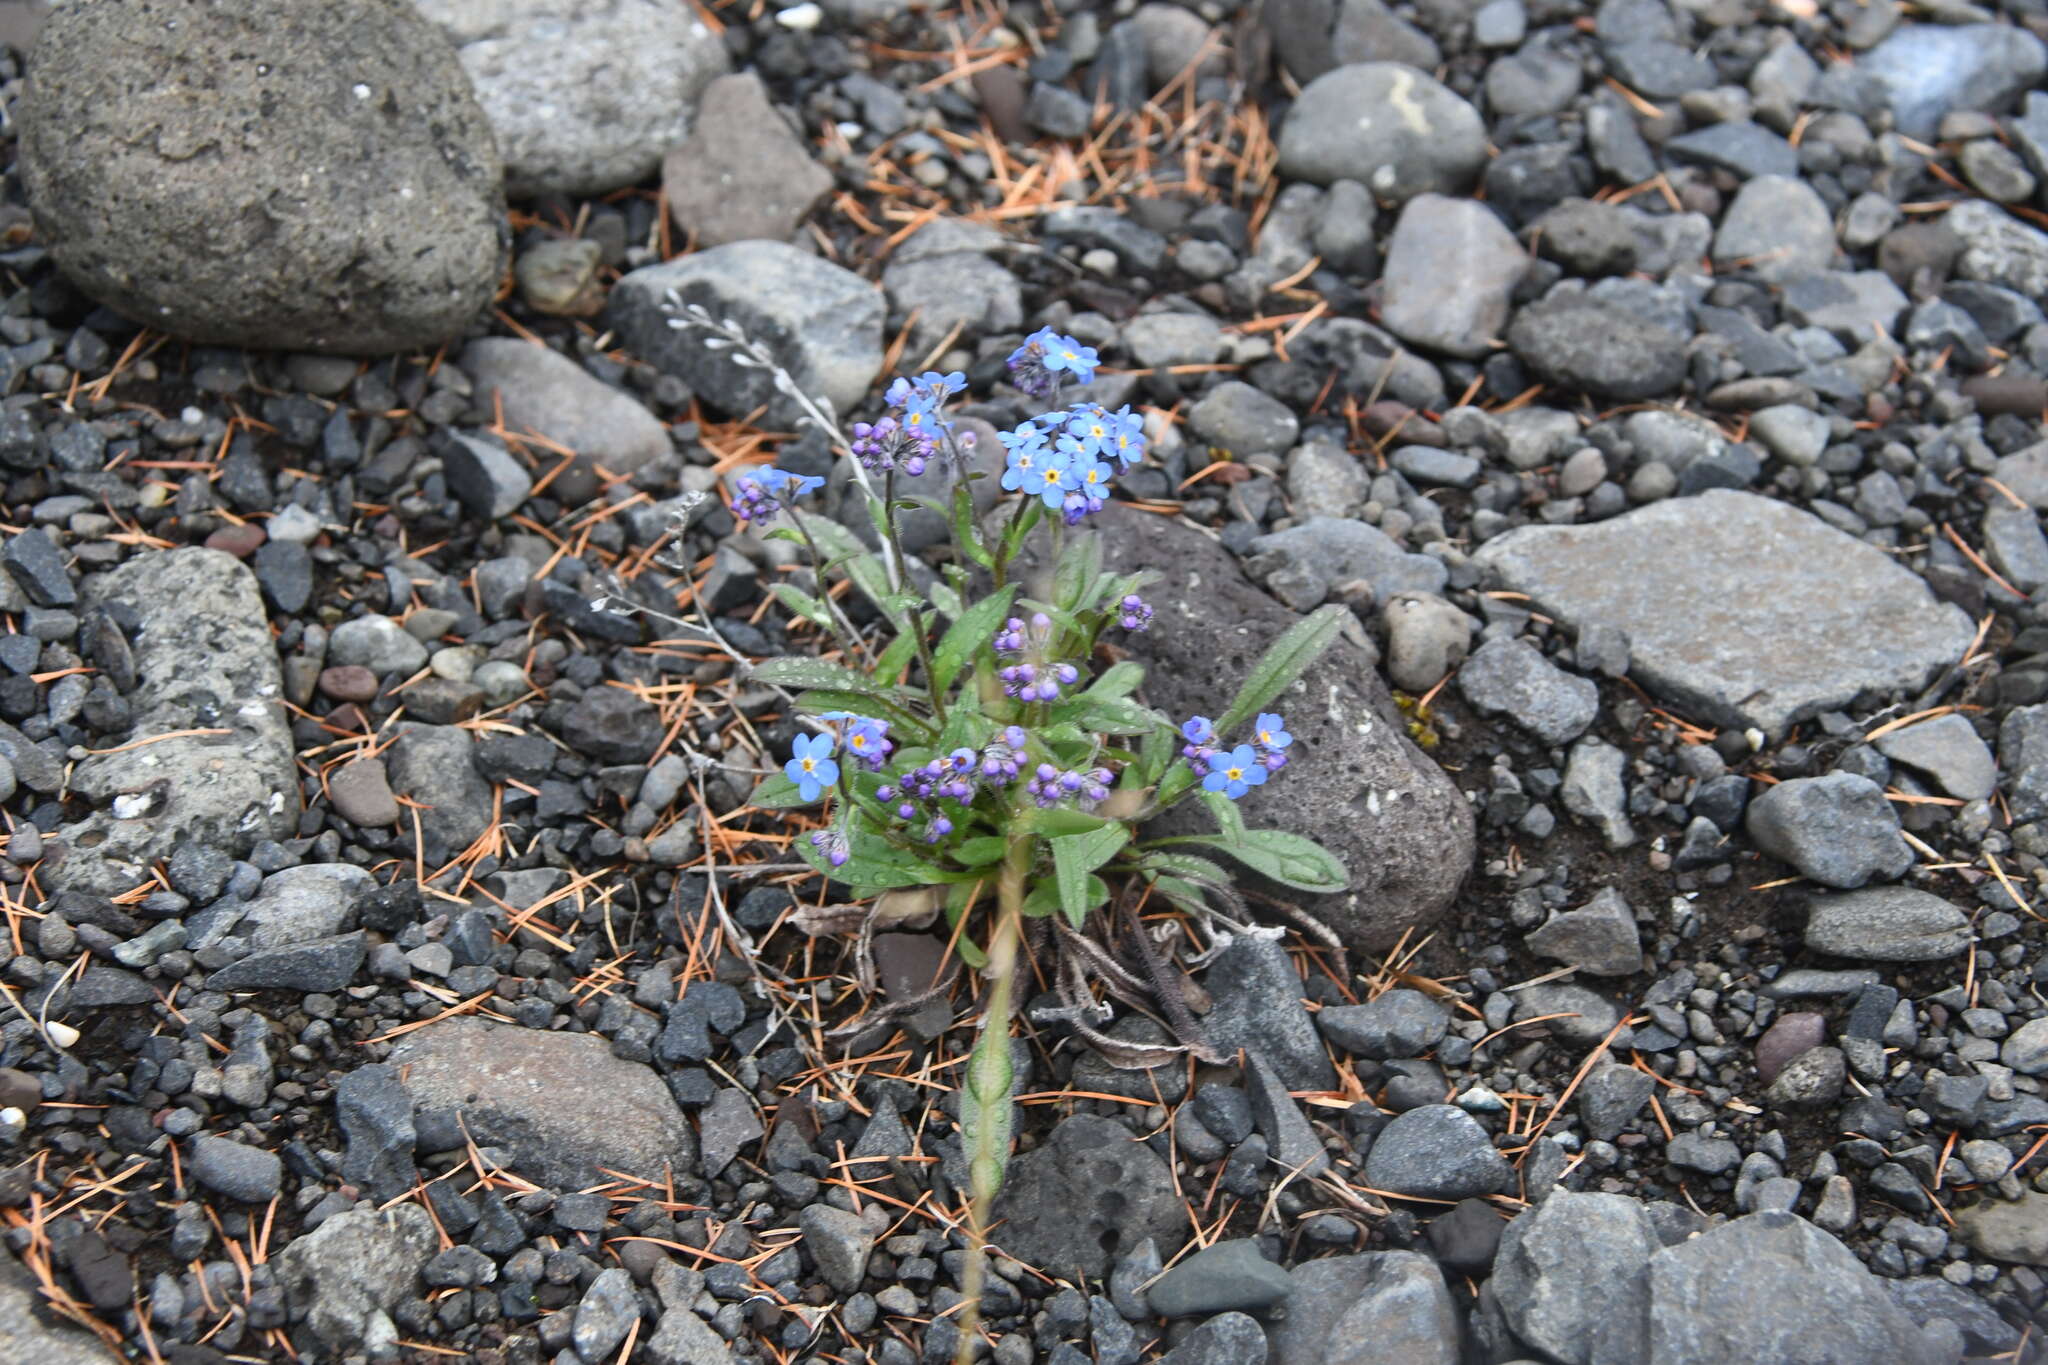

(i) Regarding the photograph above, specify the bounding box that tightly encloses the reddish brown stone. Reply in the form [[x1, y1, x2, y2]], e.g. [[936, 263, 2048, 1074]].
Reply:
[[203, 524, 266, 558], [1755, 1011, 1828, 1085], [317, 665, 379, 703]]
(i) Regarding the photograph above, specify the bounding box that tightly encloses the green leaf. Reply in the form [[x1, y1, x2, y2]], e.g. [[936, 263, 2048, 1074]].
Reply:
[[928, 579, 964, 621], [997, 497, 1043, 566], [1053, 823, 1129, 883], [873, 629, 920, 686], [795, 826, 977, 892], [755, 655, 892, 697], [803, 516, 910, 630], [1164, 828, 1349, 893], [767, 582, 833, 629], [952, 836, 1008, 868], [748, 772, 814, 809], [1214, 603, 1348, 740], [962, 1017, 1015, 1199], [1051, 530, 1103, 614], [1138, 851, 1233, 884], [1085, 660, 1146, 703], [953, 483, 994, 570], [931, 585, 1017, 695], [1057, 694, 1171, 737], [1031, 805, 1110, 836], [1201, 788, 1247, 839]]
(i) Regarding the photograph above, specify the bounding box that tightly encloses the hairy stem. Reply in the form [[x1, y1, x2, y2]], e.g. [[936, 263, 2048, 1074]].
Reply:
[[786, 508, 868, 663], [955, 829, 1030, 1365], [991, 492, 1032, 591], [883, 470, 949, 725]]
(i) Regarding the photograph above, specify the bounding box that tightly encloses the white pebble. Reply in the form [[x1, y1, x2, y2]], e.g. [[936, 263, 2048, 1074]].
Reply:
[[776, 3, 822, 29]]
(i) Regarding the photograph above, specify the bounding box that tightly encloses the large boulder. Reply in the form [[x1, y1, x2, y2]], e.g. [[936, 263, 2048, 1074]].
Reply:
[[1094, 507, 1473, 952], [415, 0, 728, 197], [19, 0, 505, 353]]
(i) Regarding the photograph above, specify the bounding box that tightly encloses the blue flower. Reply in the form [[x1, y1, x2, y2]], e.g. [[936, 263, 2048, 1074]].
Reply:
[[1005, 442, 1070, 504], [1202, 744, 1269, 800], [1063, 405, 1114, 459], [842, 716, 893, 770], [1106, 405, 1146, 467], [1253, 713, 1293, 752], [1181, 716, 1214, 744], [916, 369, 967, 397], [998, 422, 1048, 454], [1041, 333, 1099, 382], [784, 733, 840, 802]]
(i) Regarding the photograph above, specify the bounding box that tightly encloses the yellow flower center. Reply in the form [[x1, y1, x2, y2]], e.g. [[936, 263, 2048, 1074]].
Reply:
[[800, 758, 816, 773], [1225, 766, 1244, 781]]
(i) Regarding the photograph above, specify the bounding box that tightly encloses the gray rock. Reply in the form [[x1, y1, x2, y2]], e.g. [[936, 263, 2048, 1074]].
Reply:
[[697, 1086, 763, 1179], [1710, 175, 1838, 283], [50, 550, 299, 895], [1664, 121, 1798, 180], [1647, 1211, 1953, 1364], [442, 433, 533, 522], [1748, 404, 1830, 466], [1493, 1191, 1655, 1365], [1187, 380, 1300, 456], [1457, 636, 1598, 746], [3, 529, 72, 606], [1781, 271, 1909, 341], [1947, 200, 2048, 298], [1202, 934, 1338, 1089], [2001, 1017, 2048, 1076], [207, 932, 366, 993], [461, 338, 671, 481], [1026, 80, 1092, 139], [1526, 886, 1643, 976], [1859, 23, 2047, 140], [1157, 1312, 1271, 1365], [328, 614, 430, 675], [1746, 772, 1912, 888], [1872, 713, 1994, 801], [1383, 592, 1473, 692], [328, 758, 400, 828], [2002, 703, 2048, 820], [1247, 517, 1447, 611], [882, 251, 1022, 353], [1804, 887, 1972, 961], [663, 73, 832, 247], [236, 863, 373, 947], [799, 1204, 875, 1293], [21, 0, 504, 353], [1147, 1239, 1293, 1317], [1266, 0, 1440, 85], [1044, 206, 1169, 273], [609, 242, 883, 427], [384, 725, 493, 857], [1363, 1105, 1515, 1199], [186, 1134, 283, 1202], [1958, 1190, 2048, 1265], [1507, 293, 1687, 399], [561, 687, 665, 764], [1287, 439, 1369, 519], [1472, 491, 1973, 737], [1578, 1063, 1656, 1140], [0, 1250, 119, 1365], [1378, 195, 1526, 358], [1268, 1252, 1458, 1365], [1124, 313, 1228, 370], [275, 1205, 436, 1351], [1108, 508, 1472, 954], [1127, 4, 1224, 91], [1605, 38, 1714, 97], [1762, 1046, 1845, 1111], [645, 1307, 736, 1365], [387, 1017, 696, 1187], [1277, 63, 1487, 203], [1317, 988, 1449, 1060], [1515, 983, 1631, 1048], [1485, 42, 1581, 117], [417, 0, 727, 197], [1530, 198, 1638, 277], [1984, 501, 2048, 595], [1245, 1049, 1331, 1177], [990, 1113, 1188, 1280], [336, 1062, 417, 1199], [1392, 446, 1482, 489]]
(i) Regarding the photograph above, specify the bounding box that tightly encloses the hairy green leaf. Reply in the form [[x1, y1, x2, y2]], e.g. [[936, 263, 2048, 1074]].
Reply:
[[1052, 531, 1104, 614], [1031, 806, 1110, 836], [1164, 828, 1349, 893], [932, 585, 1017, 695], [748, 772, 813, 809], [962, 1022, 1014, 1200], [953, 483, 995, 570], [1214, 603, 1348, 739], [767, 582, 833, 629], [754, 655, 893, 695]]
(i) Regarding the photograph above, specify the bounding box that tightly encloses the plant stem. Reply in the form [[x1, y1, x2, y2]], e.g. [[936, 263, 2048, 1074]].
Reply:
[[883, 469, 949, 725], [787, 509, 867, 663], [954, 829, 1030, 1365], [991, 493, 1031, 591]]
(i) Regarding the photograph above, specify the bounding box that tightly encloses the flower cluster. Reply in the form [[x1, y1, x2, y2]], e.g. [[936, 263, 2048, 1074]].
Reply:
[[852, 370, 972, 476], [820, 711, 893, 771], [732, 465, 825, 524], [1026, 763, 1112, 809], [995, 400, 1148, 525], [1180, 712, 1294, 799], [995, 613, 1081, 702], [1116, 594, 1153, 632], [1007, 326, 1099, 399]]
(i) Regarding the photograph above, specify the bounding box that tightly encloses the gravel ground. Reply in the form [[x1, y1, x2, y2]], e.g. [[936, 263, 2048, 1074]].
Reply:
[[0, 0, 2043, 1362]]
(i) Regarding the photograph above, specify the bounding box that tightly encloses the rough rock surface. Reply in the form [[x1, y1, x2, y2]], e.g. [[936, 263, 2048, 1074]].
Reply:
[[990, 1113, 1189, 1280], [20, 0, 505, 353], [1104, 507, 1474, 952], [1474, 490, 1974, 737], [387, 1017, 697, 1187], [415, 0, 728, 197], [460, 338, 672, 480], [274, 1205, 437, 1352], [50, 550, 298, 894]]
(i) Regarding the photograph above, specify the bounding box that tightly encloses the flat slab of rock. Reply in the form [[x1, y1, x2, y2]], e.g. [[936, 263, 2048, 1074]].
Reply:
[[1101, 507, 1473, 952], [387, 1016, 696, 1188], [990, 1113, 1188, 1280], [663, 73, 833, 247], [1804, 887, 1972, 962], [49, 549, 298, 895], [461, 338, 671, 480], [1473, 490, 1973, 737], [609, 242, 883, 428], [0, 1249, 123, 1365]]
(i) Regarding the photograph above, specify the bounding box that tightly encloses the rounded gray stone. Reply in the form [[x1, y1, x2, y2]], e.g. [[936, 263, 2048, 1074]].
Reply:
[[1277, 62, 1486, 202], [20, 0, 505, 353], [1746, 772, 1912, 889], [1363, 1105, 1515, 1200]]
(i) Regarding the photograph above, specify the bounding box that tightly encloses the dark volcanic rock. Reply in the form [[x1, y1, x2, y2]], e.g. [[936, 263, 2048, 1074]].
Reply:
[[991, 1113, 1189, 1280]]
